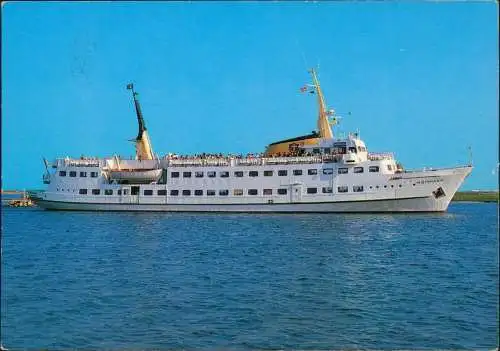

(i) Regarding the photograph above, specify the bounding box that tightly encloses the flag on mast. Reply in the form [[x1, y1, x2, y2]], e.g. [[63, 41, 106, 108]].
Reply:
[[300, 84, 315, 94]]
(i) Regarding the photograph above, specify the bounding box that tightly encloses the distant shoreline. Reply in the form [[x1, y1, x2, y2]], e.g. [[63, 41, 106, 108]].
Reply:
[[2, 190, 498, 202], [451, 191, 498, 203]]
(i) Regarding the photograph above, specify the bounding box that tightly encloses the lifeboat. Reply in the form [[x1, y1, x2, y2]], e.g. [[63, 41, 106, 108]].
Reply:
[[108, 168, 162, 184], [106, 84, 163, 185]]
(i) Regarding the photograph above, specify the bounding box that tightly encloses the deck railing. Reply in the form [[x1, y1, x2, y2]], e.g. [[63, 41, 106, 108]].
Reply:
[[54, 158, 105, 168], [165, 154, 343, 167], [54, 152, 395, 169]]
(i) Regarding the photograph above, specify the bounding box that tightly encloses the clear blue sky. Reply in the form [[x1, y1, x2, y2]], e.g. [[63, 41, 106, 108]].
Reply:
[[2, 2, 498, 190]]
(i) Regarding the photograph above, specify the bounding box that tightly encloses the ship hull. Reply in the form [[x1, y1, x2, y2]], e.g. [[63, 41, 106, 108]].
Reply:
[[35, 166, 472, 213], [34, 195, 454, 213]]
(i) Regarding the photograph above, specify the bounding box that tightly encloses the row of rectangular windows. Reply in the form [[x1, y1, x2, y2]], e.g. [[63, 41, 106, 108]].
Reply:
[[58, 166, 390, 179], [59, 171, 99, 178], [75, 186, 367, 196], [76, 189, 167, 195], [59, 166, 388, 179], [311, 146, 366, 154], [171, 166, 381, 179]]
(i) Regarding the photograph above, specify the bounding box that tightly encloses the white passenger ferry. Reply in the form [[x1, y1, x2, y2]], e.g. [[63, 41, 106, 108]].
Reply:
[[33, 70, 472, 212]]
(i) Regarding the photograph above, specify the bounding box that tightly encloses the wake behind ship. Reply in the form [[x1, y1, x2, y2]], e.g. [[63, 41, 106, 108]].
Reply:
[[33, 70, 472, 212]]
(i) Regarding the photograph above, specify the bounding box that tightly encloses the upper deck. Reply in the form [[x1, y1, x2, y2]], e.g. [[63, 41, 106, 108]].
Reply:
[[52, 152, 395, 170], [164, 152, 395, 167]]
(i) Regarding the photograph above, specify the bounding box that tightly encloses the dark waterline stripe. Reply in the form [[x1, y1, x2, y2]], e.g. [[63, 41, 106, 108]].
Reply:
[[35, 195, 430, 206]]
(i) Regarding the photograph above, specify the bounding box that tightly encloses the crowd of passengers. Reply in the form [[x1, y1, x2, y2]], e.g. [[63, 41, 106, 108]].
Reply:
[[77, 148, 354, 162], [164, 150, 347, 160]]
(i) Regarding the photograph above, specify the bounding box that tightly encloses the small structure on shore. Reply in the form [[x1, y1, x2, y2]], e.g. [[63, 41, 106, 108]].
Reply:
[[8, 191, 35, 207]]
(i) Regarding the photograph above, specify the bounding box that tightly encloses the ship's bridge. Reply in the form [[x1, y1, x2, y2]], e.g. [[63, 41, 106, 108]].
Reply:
[[300, 133, 375, 165]]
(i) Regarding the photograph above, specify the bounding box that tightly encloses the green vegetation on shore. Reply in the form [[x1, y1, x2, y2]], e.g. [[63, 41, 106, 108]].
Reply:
[[452, 191, 498, 203]]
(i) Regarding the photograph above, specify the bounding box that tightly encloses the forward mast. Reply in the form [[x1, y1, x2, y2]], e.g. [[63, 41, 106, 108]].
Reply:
[[127, 83, 155, 161]]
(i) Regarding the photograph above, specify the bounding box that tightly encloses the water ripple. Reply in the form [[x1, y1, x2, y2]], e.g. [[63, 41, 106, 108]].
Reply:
[[1, 203, 498, 349]]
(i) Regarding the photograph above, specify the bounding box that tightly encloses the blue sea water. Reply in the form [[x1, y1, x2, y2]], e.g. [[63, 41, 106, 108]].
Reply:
[[1, 202, 498, 349]]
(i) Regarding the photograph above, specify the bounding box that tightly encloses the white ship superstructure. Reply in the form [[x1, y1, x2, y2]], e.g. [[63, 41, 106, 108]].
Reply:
[[34, 70, 472, 212]]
